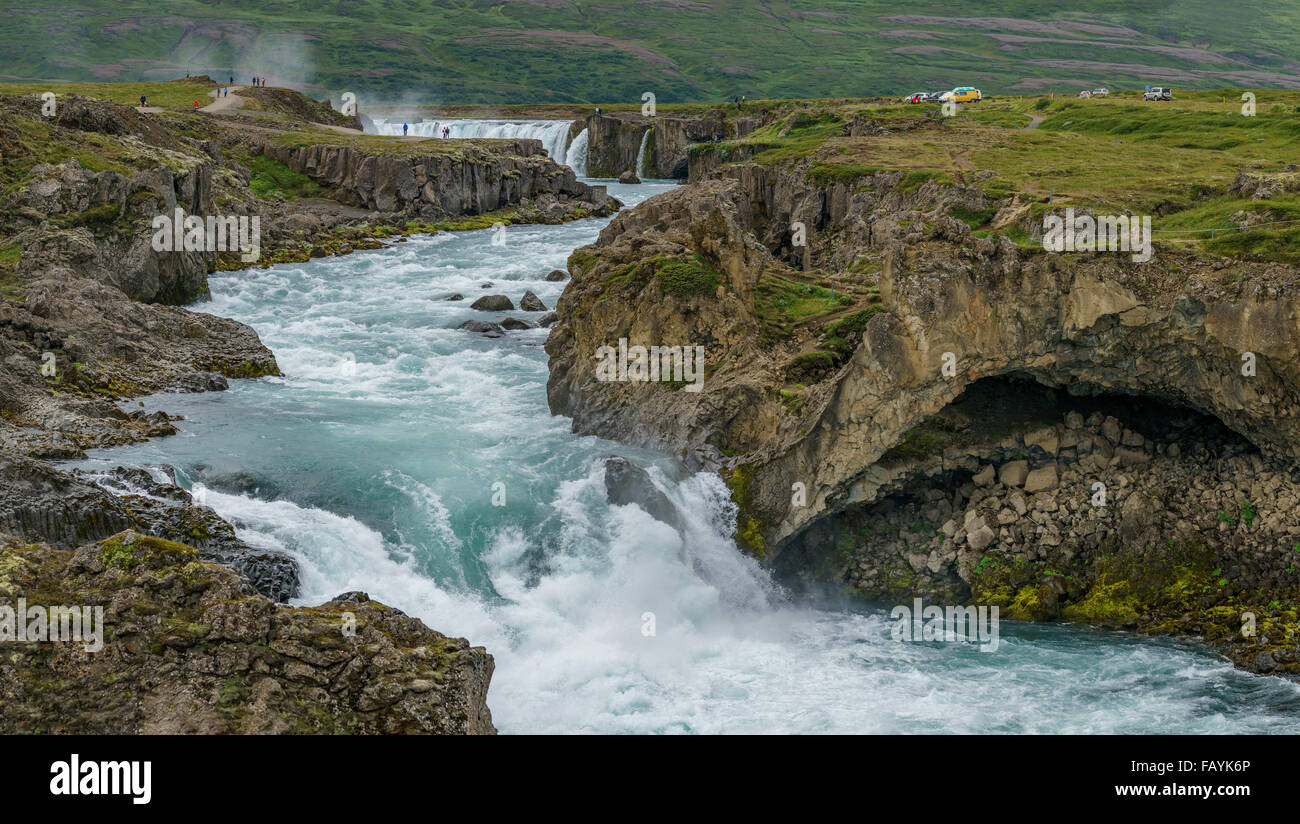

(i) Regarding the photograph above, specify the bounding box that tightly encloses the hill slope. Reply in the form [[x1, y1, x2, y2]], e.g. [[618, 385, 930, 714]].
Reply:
[[5, 1, 1300, 103]]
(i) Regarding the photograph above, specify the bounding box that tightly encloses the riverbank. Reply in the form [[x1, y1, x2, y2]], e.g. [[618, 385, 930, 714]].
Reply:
[[0, 82, 622, 732]]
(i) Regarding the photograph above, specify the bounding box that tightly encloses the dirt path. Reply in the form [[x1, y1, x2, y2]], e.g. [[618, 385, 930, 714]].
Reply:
[[1022, 113, 1045, 130], [201, 85, 246, 113]]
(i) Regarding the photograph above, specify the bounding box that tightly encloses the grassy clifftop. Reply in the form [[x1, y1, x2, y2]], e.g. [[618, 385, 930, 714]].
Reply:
[[697, 89, 1300, 263], [5, 1, 1300, 103]]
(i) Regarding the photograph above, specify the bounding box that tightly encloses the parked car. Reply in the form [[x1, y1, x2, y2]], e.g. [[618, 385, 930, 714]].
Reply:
[[905, 92, 927, 104], [925, 91, 944, 102], [940, 87, 982, 103], [1092, 88, 1110, 97], [1143, 87, 1172, 101], [1078, 90, 1092, 98]]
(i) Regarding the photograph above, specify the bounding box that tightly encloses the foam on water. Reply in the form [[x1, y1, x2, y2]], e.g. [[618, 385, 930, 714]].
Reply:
[[69, 180, 1300, 733]]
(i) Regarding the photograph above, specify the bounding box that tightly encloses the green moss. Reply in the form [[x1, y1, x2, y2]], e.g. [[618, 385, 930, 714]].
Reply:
[[1061, 577, 1140, 625], [784, 350, 835, 382], [100, 533, 200, 572], [655, 254, 722, 297], [724, 465, 766, 559], [808, 162, 881, 184], [755, 271, 851, 338], [948, 204, 999, 229], [248, 155, 323, 200]]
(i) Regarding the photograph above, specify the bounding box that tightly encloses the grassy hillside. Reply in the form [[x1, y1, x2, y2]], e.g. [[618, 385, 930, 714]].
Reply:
[[695, 88, 1300, 262], [4, 1, 1300, 104]]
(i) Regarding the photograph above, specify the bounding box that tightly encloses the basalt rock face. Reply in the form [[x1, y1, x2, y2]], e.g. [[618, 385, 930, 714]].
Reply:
[[0, 454, 297, 602], [547, 159, 1300, 669], [584, 110, 760, 179], [0, 533, 494, 734], [7, 97, 218, 305], [258, 139, 618, 218]]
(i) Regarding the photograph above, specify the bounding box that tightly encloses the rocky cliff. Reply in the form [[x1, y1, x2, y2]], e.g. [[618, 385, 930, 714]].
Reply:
[[260, 137, 617, 217], [584, 109, 763, 179], [547, 150, 1300, 673]]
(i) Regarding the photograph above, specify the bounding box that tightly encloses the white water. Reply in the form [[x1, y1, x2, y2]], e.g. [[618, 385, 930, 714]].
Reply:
[[370, 118, 576, 170], [70, 180, 1300, 734], [636, 129, 652, 178], [565, 128, 589, 177]]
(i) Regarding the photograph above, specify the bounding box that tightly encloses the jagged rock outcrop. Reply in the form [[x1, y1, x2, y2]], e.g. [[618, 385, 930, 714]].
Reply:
[[0, 454, 297, 602], [549, 166, 1300, 551], [0, 532, 494, 733], [7, 97, 218, 304], [585, 110, 760, 179], [258, 138, 618, 218], [547, 157, 1300, 670]]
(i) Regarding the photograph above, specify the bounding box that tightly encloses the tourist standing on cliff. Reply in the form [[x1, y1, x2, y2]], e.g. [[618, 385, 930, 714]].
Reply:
[[403, 123, 408, 136]]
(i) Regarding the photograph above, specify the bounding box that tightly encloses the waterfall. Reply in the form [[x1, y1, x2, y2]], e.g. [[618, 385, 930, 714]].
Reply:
[[564, 128, 588, 177], [636, 129, 652, 178], [369, 118, 578, 171]]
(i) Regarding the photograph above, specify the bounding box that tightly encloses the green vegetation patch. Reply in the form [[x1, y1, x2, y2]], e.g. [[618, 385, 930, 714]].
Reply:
[[249, 155, 323, 200], [755, 271, 850, 338]]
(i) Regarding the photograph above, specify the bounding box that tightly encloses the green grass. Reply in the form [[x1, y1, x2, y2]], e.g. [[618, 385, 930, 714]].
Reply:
[[0, 80, 217, 111], [656, 254, 722, 297], [248, 155, 323, 200], [5, 1, 1300, 104], [808, 162, 882, 185], [755, 271, 851, 337]]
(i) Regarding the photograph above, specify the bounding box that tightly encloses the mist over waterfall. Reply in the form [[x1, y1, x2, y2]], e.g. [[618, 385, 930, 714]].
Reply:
[[370, 118, 579, 172]]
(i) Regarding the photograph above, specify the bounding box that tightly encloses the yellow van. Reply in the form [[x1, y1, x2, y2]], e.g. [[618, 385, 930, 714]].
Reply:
[[940, 87, 982, 104]]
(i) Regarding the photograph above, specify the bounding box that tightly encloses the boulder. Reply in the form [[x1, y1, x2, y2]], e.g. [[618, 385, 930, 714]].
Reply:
[[519, 290, 548, 312], [501, 317, 536, 330], [1023, 465, 1059, 494], [998, 460, 1029, 487], [545, 269, 568, 281], [602, 457, 681, 532], [458, 320, 505, 338], [470, 295, 514, 311], [619, 170, 642, 184], [538, 311, 559, 327]]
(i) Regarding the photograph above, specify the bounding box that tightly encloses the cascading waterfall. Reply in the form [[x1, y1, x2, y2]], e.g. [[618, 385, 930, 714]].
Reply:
[[564, 128, 588, 177], [370, 118, 578, 172], [635, 128, 652, 178]]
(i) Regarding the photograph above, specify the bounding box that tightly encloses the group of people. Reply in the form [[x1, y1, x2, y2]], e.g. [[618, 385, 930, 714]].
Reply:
[[250, 75, 268, 87], [399, 124, 453, 138]]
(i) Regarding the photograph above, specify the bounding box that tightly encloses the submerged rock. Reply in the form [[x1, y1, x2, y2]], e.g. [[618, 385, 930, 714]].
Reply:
[[458, 320, 505, 338], [545, 269, 567, 281], [602, 456, 682, 532], [501, 317, 536, 330]]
